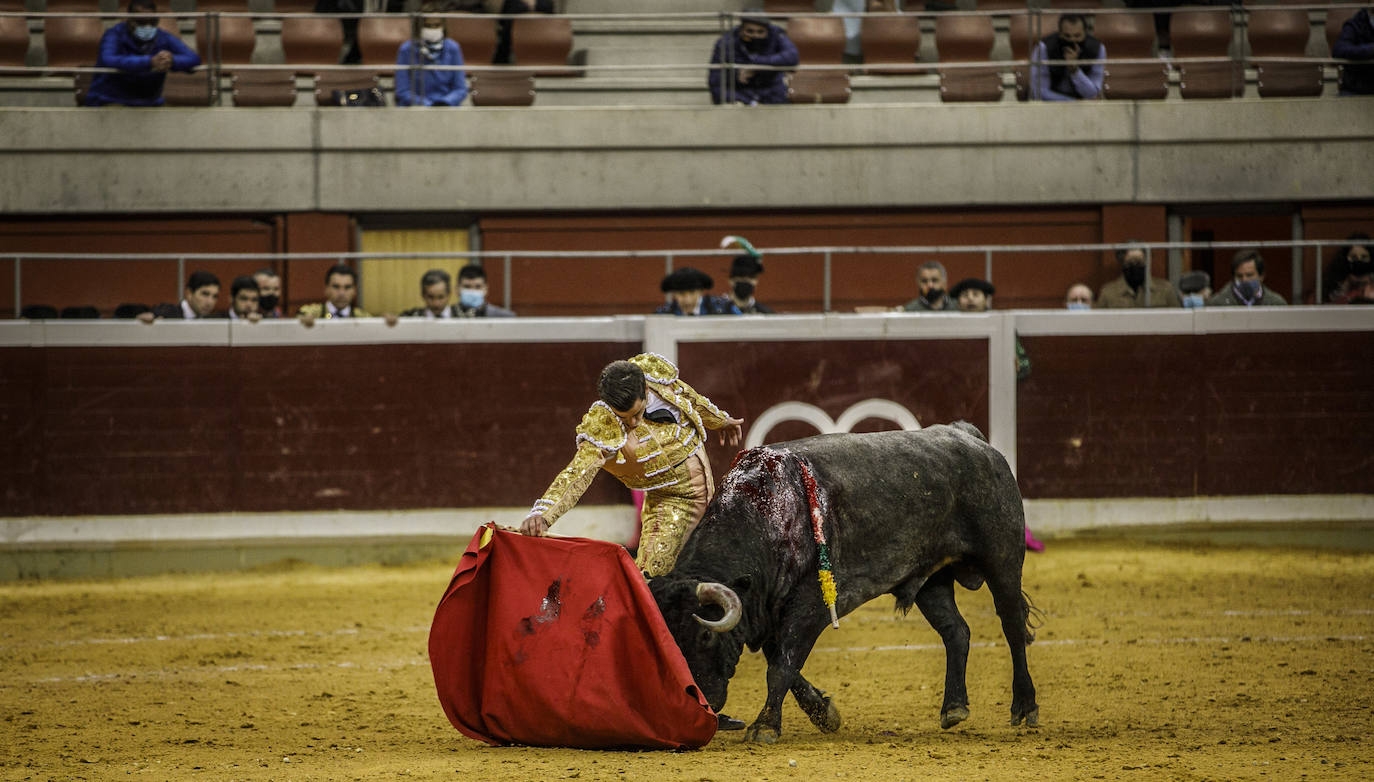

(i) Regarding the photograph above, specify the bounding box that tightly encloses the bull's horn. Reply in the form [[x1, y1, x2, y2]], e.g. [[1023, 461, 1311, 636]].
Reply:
[[693, 581, 742, 633]]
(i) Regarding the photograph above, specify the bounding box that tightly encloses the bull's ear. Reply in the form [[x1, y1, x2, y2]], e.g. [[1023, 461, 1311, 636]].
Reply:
[[729, 574, 752, 595]]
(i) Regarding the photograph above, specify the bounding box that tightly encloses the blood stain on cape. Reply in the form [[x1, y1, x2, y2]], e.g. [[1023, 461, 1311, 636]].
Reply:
[[580, 596, 606, 648], [518, 579, 563, 636]]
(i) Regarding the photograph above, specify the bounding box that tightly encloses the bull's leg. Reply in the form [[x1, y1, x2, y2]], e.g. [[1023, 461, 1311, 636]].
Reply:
[[986, 568, 1039, 728], [789, 672, 841, 734], [914, 569, 972, 729], [745, 614, 829, 744]]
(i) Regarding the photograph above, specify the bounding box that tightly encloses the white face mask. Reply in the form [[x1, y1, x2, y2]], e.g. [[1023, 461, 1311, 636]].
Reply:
[[420, 27, 444, 44]]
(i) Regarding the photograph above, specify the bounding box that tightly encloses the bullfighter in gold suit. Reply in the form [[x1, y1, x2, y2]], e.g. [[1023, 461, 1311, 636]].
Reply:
[[521, 353, 744, 578]]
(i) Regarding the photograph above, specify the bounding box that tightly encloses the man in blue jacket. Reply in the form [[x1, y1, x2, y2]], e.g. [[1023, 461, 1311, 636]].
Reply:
[[395, 6, 469, 107], [85, 0, 201, 107], [708, 13, 799, 105]]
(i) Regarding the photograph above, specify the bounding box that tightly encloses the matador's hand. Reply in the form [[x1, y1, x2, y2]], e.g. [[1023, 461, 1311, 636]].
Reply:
[[521, 513, 550, 537], [719, 417, 744, 447]]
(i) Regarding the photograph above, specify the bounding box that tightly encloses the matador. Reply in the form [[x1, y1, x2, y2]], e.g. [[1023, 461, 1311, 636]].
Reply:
[[520, 353, 744, 577]]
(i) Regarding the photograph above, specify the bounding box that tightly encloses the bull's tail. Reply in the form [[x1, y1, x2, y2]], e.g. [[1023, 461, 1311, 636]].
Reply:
[[1022, 590, 1044, 645]]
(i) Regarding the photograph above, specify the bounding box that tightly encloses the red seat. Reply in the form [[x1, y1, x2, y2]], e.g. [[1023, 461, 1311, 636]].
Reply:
[[859, 12, 920, 74], [449, 14, 496, 67], [787, 70, 851, 102], [468, 70, 534, 106], [1095, 12, 1167, 100], [162, 70, 215, 106], [280, 16, 344, 71], [935, 14, 1003, 102], [357, 14, 409, 76], [0, 15, 28, 68], [195, 15, 257, 67], [231, 69, 297, 106], [1248, 8, 1321, 97], [42, 15, 103, 69], [787, 15, 847, 64], [510, 16, 576, 76], [1170, 10, 1241, 99]]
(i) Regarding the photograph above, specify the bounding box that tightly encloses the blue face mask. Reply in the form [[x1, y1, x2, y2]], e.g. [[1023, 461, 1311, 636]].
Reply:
[[133, 24, 158, 42], [1066, 301, 1090, 311], [1235, 280, 1262, 300], [459, 288, 485, 309], [1182, 293, 1205, 309]]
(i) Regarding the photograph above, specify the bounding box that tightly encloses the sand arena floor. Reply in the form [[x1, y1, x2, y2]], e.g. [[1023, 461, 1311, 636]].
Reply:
[[1, 538, 1371, 782]]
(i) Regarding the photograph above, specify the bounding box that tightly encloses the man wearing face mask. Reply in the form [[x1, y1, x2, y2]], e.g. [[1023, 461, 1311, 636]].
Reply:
[[1096, 242, 1182, 308], [1325, 234, 1374, 304], [85, 0, 201, 107], [1030, 13, 1105, 102], [1177, 271, 1212, 310], [253, 269, 283, 318], [708, 12, 799, 105], [454, 264, 515, 317], [395, 5, 469, 107], [904, 261, 958, 311], [1207, 250, 1287, 307], [1065, 283, 1094, 310], [724, 254, 774, 314]]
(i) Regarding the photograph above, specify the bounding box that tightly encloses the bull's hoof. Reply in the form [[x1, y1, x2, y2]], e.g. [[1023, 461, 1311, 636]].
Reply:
[[940, 705, 970, 730], [744, 724, 780, 744], [802, 695, 840, 731], [1011, 706, 1039, 728]]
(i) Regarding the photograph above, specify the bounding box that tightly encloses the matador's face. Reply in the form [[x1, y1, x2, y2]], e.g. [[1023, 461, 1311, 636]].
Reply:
[[612, 397, 647, 430]]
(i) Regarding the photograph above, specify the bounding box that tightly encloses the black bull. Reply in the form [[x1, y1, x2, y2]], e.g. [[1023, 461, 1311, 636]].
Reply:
[[649, 423, 1039, 743]]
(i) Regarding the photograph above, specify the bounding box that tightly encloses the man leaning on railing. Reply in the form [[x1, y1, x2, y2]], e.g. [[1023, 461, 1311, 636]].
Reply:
[[85, 0, 201, 107], [1333, 6, 1374, 96]]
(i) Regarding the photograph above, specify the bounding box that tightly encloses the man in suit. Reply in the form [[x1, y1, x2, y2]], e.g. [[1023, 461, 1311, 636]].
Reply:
[[298, 263, 372, 321], [143, 270, 222, 321], [401, 266, 516, 319]]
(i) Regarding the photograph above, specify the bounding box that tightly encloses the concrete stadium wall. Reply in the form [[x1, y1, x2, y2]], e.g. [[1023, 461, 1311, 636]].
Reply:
[[2, 99, 1372, 214]]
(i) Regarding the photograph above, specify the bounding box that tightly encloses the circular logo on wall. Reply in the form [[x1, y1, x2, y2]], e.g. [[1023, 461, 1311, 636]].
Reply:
[[744, 399, 921, 449]]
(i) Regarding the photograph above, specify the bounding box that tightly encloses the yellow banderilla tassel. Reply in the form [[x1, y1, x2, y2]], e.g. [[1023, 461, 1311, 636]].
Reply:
[[818, 569, 839, 629]]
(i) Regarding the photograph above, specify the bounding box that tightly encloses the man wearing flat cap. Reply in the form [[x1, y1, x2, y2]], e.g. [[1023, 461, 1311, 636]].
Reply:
[[708, 11, 799, 105], [655, 267, 739, 316], [951, 278, 1031, 382]]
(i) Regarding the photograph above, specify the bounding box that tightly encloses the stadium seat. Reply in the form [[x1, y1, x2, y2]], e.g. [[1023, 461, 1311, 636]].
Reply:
[[113, 303, 151, 319], [787, 15, 847, 64], [1326, 6, 1358, 53], [1094, 12, 1167, 100], [449, 14, 496, 67], [510, 16, 576, 76], [935, 14, 1003, 102], [1007, 12, 1050, 101], [358, 15, 409, 67], [163, 70, 216, 105], [42, 15, 103, 69], [231, 69, 297, 106], [1248, 9, 1322, 97], [859, 12, 920, 74], [270, 0, 319, 12], [975, 0, 1036, 10], [314, 71, 381, 105], [762, 0, 814, 13], [195, 15, 257, 67], [786, 70, 851, 102], [468, 70, 534, 106], [280, 16, 344, 71], [59, 305, 100, 318], [1170, 9, 1241, 99], [0, 15, 27, 69]]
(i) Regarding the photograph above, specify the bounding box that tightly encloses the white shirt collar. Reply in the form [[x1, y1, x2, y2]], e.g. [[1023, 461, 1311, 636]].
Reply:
[[327, 302, 351, 318], [180, 299, 198, 319]]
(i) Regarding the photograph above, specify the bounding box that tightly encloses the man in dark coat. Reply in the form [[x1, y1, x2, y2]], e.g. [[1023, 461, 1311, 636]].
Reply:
[[708, 14, 799, 105], [655, 267, 740, 316], [1333, 8, 1374, 95]]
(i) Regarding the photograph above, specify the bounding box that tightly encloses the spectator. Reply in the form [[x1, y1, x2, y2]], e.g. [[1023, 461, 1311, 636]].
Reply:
[[1207, 249, 1288, 307], [1031, 14, 1105, 101], [655, 267, 737, 316], [1178, 270, 1211, 309], [724, 254, 774, 314], [1324, 234, 1374, 304], [146, 271, 221, 321], [1065, 283, 1094, 310], [1096, 242, 1182, 308], [455, 265, 516, 317], [396, 4, 469, 107], [253, 269, 283, 318], [402, 268, 456, 318], [228, 275, 262, 322], [903, 261, 957, 311], [950, 277, 1031, 383], [1333, 7, 1374, 96], [708, 12, 799, 106], [298, 263, 372, 321], [85, 0, 201, 107]]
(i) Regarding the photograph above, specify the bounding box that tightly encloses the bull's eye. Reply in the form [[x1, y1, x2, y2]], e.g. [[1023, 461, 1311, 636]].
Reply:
[[697, 628, 717, 647]]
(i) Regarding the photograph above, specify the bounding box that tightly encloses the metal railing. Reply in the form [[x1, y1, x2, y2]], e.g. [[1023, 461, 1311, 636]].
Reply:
[[0, 6, 1366, 105], [3, 238, 1363, 317]]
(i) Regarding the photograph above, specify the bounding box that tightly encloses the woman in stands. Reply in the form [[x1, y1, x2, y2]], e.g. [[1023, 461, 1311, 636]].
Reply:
[[395, 3, 470, 107], [1325, 233, 1374, 305]]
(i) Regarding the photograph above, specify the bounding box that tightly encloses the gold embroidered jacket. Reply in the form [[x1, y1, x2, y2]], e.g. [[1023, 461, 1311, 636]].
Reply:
[[296, 303, 374, 318], [529, 353, 733, 525]]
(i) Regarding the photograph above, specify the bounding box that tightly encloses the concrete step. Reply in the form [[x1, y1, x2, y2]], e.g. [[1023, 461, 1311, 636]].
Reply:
[[583, 44, 715, 69]]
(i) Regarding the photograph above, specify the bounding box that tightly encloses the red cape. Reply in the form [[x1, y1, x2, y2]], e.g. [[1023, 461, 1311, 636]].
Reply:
[[429, 524, 719, 749]]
